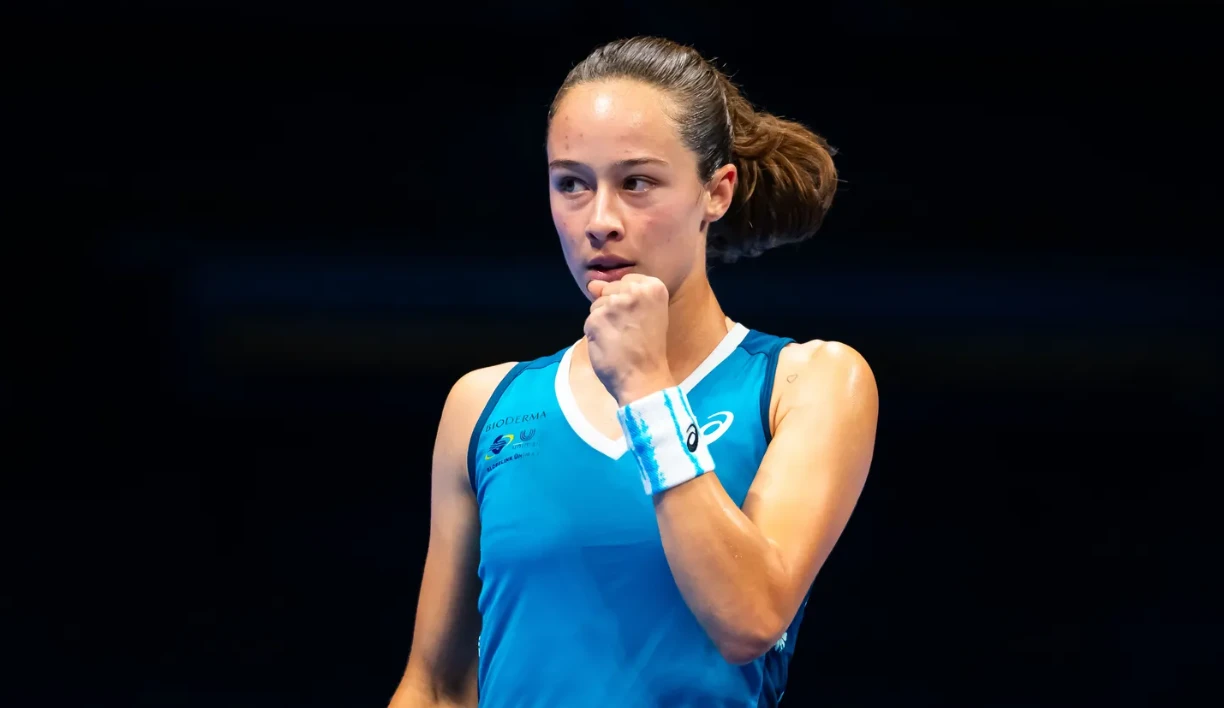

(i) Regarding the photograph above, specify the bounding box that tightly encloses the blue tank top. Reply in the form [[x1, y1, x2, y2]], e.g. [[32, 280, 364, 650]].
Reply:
[[468, 324, 806, 707]]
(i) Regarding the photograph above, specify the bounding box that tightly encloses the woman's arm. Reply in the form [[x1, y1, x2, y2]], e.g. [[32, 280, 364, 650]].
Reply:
[[388, 363, 516, 707], [652, 341, 878, 663]]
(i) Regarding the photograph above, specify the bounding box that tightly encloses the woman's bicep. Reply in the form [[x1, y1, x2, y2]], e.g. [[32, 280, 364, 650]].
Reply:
[[401, 465, 482, 703], [743, 342, 878, 611], [394, 363, 516, 705]]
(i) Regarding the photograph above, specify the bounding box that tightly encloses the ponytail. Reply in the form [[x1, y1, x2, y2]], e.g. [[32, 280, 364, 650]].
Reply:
[[709, 75, 839, 262]]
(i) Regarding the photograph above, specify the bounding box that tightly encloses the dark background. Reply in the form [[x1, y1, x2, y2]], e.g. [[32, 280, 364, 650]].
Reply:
[[6, 2, 1220, 706]]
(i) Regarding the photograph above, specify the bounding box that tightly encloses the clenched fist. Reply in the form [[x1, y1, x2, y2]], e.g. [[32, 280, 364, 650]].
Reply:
[[585, 274, 677, 405]]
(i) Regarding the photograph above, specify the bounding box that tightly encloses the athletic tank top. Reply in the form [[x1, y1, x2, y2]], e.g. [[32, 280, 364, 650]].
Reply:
[[468, 323, 806, 707]]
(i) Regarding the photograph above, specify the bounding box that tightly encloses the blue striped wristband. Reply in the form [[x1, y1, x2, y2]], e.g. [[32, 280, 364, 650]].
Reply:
[[616, 386, 716, 495]]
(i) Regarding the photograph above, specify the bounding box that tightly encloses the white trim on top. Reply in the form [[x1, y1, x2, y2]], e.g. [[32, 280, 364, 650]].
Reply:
[[554, 323, 750, 460]]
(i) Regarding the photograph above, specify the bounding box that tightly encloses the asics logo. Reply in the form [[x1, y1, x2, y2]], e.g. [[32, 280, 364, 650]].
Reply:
[[685, 423, 699, 452], [699, 411, 734, 445], [774, 631, 787, 652]]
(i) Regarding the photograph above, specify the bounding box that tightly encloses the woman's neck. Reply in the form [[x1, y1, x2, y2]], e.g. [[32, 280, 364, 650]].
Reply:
[[661, 273, 732, 384]]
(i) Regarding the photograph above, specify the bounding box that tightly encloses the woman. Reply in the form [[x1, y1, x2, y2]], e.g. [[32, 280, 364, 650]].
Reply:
[[390, 36, 878, 707]]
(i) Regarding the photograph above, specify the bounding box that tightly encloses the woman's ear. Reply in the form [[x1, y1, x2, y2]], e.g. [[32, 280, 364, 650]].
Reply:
[[705, 163, 737, 222]]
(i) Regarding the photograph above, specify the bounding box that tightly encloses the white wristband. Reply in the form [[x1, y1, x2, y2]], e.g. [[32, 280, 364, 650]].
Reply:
[[617, 386, 716, 495]]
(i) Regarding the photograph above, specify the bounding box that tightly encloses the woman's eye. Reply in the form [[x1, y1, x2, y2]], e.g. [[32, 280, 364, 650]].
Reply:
[[556, 176, 585, 193], [624, 177, 653, 192]]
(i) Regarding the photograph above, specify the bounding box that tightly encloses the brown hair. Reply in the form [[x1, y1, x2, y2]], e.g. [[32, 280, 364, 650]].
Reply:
[[548, 36, 838, 263]]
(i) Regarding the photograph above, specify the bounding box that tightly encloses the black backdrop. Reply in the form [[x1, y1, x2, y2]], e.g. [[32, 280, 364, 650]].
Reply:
[[7, 2, 1220, 706]]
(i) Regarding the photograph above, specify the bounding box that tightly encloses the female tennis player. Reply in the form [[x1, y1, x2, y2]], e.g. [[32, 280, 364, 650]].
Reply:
[[389, 36, 878, 707]]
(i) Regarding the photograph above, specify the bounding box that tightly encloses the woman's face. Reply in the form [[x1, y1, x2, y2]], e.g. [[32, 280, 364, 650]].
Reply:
[[546, 79, 735, 301]]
